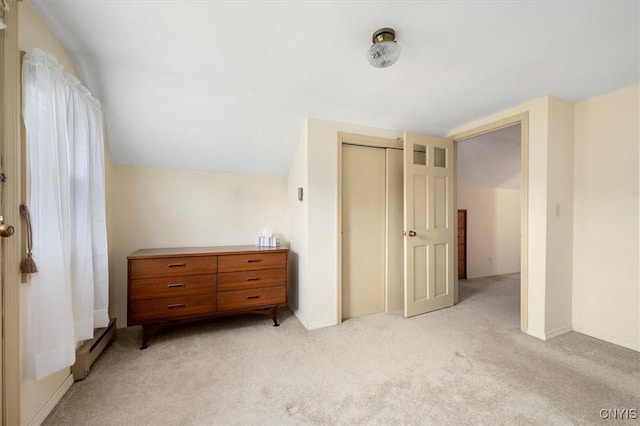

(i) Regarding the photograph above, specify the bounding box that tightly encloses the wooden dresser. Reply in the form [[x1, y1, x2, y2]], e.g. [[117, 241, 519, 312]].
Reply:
[[457, 210, 467, 279], [128, 245, 288, 349]]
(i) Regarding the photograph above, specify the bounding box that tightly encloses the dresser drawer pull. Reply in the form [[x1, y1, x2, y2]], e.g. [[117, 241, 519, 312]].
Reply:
[[167, 283, 185, 289], [246, 295, 261, 300], [246, 277, 260, 282], [247, 259, 262, 263], [167, 303, 185, 309], [167, 263, 186, 268]]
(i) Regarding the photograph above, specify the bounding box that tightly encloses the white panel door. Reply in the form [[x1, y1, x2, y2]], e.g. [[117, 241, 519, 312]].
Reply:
[[404, 132, 455, 317]]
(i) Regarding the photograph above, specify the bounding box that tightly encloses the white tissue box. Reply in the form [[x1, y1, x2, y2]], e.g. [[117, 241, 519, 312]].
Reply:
[[256, 236, 279, 247]]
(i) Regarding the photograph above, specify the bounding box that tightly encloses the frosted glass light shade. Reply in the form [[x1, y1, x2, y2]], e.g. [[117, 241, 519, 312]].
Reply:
[[367, 41, 401, 68], [367, 28, 401, 68]]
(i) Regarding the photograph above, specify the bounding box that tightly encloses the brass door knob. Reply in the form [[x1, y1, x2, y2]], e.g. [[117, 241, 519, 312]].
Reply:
[[0, 215, 15, 238], [0, 223, 15, 238], [407, 230, 417, 237]]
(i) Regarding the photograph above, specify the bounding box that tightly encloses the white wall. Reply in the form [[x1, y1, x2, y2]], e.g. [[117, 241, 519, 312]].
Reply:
[[287, 123, 309, 326], [457, 186, 521, 278], [111, 165, 288, 327], [572, 84, 639, 351], [18, 2, 81, 423]]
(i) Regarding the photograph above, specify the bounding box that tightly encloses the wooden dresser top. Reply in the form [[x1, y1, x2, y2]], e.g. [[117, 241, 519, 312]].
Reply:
[[128, 245, 289, 260]]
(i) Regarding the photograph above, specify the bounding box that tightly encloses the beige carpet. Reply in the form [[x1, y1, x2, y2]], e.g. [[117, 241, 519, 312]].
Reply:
[[44, 274, 639, 425]]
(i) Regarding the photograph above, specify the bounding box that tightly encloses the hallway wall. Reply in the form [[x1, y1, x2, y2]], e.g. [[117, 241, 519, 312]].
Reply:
[[458, 186, 521, 278]]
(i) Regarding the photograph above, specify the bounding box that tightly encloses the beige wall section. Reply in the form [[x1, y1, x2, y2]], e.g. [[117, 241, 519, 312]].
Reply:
[[287, 123, 309, 326], [18, 2, 78, 424], [104, 145, 115, 320], [19, 2, 77, 77], [112, 165, 288, 327], [457, 186, 520, 278], [544, 97, 574, 338], [572, 84, 639, 351]]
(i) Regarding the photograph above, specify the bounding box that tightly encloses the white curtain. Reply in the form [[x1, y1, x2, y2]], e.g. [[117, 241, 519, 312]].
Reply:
[[22, 49, 109, 380]]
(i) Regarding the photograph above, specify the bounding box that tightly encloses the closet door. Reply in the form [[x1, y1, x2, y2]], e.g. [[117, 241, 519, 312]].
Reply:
[[385, 148, 404, 312], [341, 144, 386, 319]]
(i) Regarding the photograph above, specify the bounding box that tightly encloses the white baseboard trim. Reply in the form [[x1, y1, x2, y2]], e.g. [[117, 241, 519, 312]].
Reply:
[[545, 325, 572, 340], [288, 308, 338, 331], [29, 373, 73, 426], [307, 319, 338, 331], [290, 307, 308, 330], [573, 324, 640, 352], [526, 327, 546, 340], [527, 326, 573, 341]]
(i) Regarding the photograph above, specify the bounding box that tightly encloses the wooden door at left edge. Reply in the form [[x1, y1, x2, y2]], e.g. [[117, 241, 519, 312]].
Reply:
[[1, 2, 23, 423]]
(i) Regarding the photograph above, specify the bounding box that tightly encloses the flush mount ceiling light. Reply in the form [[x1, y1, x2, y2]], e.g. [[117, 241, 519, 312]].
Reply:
[[367, 27, 401, 68]]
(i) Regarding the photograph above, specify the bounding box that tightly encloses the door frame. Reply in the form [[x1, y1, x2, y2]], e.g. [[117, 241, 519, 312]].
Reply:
[[451, 112, 529, 333], [336, 132, 402, 324], [2, 1, 23, 424]]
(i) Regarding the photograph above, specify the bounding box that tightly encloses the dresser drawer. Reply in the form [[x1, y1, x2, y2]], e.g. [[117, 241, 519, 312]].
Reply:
[[218, 269, 286, 291], [218, 252, 286, 273], [130, 274, 216, 301], [130, 256, 217, 279], [129, 294, 216, 323], [217, 286, 286, 311]]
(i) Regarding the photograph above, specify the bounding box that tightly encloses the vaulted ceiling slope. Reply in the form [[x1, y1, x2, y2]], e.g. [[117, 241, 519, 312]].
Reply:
[[29, 1, 639, 176], [458, 125, 521, 190]]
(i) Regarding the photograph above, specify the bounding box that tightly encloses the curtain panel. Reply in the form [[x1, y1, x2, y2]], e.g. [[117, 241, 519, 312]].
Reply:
[[22, 49, 109, 380]]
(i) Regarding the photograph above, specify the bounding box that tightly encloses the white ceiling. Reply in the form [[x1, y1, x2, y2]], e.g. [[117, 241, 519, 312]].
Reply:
[[29, 1, 639, 176], [457, 124, 521, 190]]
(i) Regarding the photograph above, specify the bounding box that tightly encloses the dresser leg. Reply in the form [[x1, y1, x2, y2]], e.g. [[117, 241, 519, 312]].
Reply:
[[141, 325, 154, 350], [271, 307, 280, 327]]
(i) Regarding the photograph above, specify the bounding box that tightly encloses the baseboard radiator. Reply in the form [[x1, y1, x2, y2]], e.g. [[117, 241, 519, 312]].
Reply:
[[71, 318, 117, 381]]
